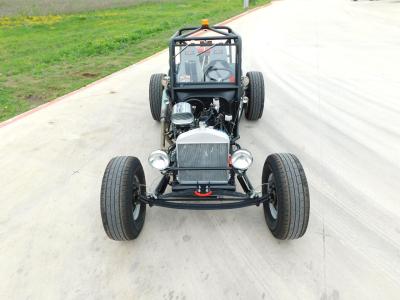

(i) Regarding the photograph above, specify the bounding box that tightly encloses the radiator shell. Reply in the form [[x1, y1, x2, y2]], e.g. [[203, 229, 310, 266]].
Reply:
[[176, 128, 230, 184]]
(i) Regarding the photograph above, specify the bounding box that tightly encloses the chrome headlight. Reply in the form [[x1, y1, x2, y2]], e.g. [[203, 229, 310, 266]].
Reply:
[[231, 149, 253, 170], [148, 150, 170, 170]]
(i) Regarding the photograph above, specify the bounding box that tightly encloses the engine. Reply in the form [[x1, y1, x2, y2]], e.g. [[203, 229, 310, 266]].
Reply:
[[148, 98, 253, 183], [169, 99, 233, 184], [170, 98, 233, 138]]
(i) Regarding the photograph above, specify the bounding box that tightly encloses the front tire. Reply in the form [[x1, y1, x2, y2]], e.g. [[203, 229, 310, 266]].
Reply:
[[100, 156, 146, 241], [245, 71, 265, 120], [262, 153, 310, 239]]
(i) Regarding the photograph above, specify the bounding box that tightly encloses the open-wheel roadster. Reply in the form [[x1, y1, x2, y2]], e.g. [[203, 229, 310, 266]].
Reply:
[[100, 20, 310, 241]]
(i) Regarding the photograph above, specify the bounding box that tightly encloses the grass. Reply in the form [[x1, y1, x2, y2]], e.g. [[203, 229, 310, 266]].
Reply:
[[0, 0, 269, 122], [0, 0, 168, 16]]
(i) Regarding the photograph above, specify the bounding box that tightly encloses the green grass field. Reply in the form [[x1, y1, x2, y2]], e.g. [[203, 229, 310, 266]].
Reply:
[[0, 0, 170, 16], [0, 0, 269, 122]]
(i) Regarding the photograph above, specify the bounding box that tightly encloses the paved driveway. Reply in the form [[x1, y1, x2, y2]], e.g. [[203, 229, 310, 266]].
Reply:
[[1, 0, 400, 298]]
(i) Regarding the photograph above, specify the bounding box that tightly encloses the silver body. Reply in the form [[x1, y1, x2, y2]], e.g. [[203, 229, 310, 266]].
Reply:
[[176, 127, 230, 184]]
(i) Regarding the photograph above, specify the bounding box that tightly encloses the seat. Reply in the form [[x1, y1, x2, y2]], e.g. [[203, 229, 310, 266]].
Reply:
[[176, 47, 203, 83]]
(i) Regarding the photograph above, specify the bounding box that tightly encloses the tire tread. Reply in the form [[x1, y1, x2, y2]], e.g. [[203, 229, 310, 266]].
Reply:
[[149, 73, 165, 121], [245, 71, 265, 120], [100, 156, 146, 241], [263, 153, 310, 239]]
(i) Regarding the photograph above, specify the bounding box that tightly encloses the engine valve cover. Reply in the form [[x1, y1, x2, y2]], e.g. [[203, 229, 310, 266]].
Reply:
[[171, 102, 194, 126]]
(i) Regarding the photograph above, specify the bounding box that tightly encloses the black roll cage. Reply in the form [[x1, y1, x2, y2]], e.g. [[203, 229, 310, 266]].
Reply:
[[167, 24, 245, 140], [168, 25, 243, 101]]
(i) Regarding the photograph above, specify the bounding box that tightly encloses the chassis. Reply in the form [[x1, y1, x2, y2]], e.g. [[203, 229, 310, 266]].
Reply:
[[100, 21, 310, 241]]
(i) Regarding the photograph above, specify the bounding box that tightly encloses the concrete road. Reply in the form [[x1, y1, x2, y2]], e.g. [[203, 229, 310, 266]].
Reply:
[[1, 0, 400, 299]]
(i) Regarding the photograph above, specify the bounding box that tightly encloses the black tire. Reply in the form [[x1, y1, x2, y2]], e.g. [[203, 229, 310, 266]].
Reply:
[[262, 153, 310, 240], [245, 71, 265, 120], [100, 156, 146, 241], [149, 73, 165, 121]]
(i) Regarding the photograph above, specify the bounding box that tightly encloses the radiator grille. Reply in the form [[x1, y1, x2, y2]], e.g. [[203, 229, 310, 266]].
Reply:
[[177, 143, 229, 184]]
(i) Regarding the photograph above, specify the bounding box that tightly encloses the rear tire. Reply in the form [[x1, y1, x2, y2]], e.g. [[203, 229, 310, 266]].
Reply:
[[245, 71, 265, 120], [149, 73, 165, 121], [100, 156, 146, 241], [262, 153, 310, 239]]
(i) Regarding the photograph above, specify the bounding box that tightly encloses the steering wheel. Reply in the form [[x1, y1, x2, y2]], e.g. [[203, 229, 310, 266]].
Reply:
[[204, 60, 234, 82]]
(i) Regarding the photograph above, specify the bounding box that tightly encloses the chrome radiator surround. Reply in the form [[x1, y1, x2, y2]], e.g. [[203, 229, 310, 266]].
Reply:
[[176, 128, 230, 184]]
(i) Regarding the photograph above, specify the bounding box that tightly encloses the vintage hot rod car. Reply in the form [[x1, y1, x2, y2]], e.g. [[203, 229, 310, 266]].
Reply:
[[100, 20, 310, 241]]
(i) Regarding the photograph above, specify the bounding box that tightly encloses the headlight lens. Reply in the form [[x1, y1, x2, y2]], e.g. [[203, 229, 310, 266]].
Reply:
[[148, 150, 170, 170], [231, 149, 253, 170]]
